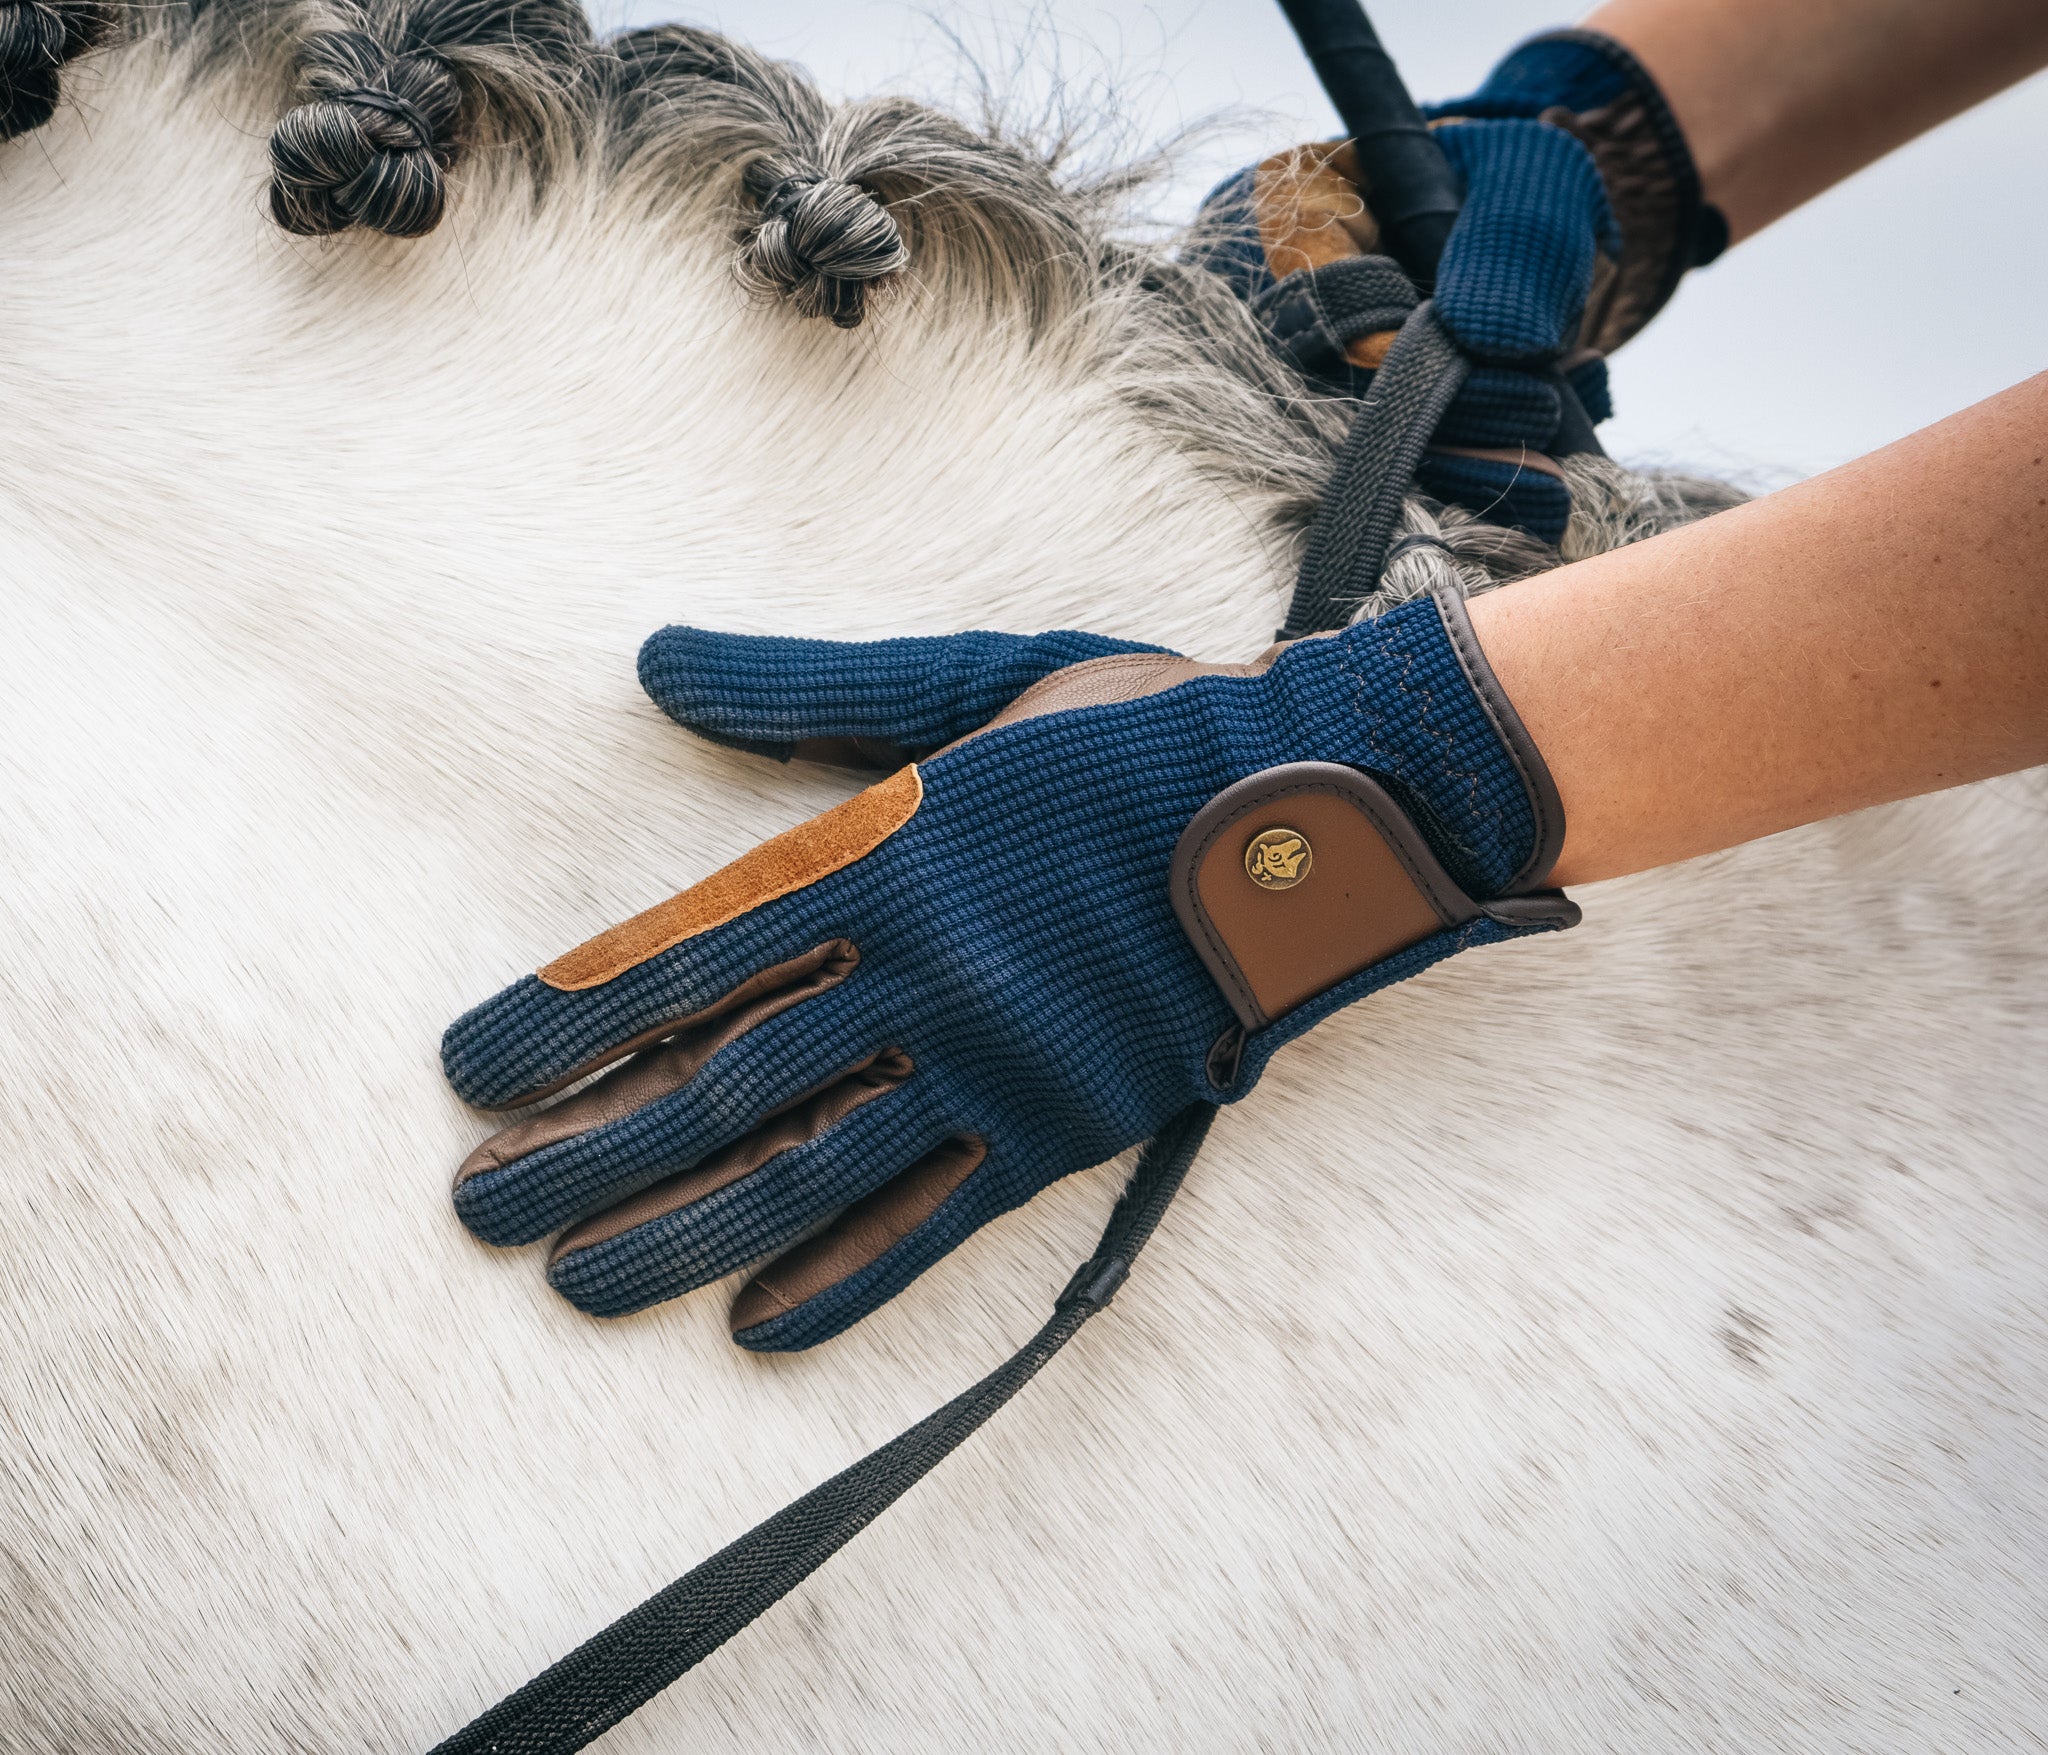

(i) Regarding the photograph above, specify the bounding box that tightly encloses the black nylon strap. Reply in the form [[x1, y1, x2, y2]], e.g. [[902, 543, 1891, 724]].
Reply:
[[1273, 0, 1461, 285], [1252, 254, 1419, 381], [1280, 297, 1471, 638], [429, 1103, 1216, 1755]]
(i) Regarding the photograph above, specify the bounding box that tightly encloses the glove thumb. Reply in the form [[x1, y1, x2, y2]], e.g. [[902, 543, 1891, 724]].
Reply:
[[1433, 118, 1618, 361], [637, 625, 1173, 769]]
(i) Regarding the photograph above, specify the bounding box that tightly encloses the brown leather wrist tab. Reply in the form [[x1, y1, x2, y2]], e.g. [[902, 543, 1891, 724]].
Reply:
[[1170, 763, 1577, 1033]]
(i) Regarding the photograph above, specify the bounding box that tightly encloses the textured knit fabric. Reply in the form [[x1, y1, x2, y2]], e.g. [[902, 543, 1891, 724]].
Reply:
[[1415, 452, 1571, 547], [1430, 120, 1617, 363], [640, 626, 1169, 761], [1184, 162, 1272, 305], [1182, 21, 1737, 543], [1187, 116, 1609, 543], [442, 600, 1569, 1349], [1426, 31, 1636, 121], [1567, 354, 1613, 425], [1188, 124, 1612, 374], [1436, 366, 1562, 450], [1429, 29, 1728, 350]]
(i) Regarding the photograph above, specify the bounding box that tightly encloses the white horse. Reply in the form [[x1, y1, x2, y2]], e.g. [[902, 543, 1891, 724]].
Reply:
[[2, 6, 2043, 1750]]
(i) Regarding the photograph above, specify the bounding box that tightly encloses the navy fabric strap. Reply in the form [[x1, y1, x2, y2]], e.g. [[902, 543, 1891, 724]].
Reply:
[[429, 1105, 1214, 1754], [1252, 253, 1420, 382]]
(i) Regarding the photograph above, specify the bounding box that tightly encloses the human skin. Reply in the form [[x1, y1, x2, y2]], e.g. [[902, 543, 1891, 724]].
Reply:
[[1470, 371, 2048, 887], [1584, 0, 2048, 241]]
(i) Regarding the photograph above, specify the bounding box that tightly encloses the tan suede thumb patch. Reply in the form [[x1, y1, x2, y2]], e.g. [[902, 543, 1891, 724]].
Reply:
[[1255, 140, 1378, 278], [538, 765, 923, 992]]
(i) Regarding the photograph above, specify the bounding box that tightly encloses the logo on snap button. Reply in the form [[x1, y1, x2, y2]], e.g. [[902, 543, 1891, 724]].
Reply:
[[1245, 827, 1312, 890]]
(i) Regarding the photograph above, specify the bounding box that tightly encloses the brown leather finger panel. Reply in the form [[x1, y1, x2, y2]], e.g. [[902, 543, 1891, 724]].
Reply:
[[728, 1136, 988, 1336], [460, 938, 856, 1131], [787, 735, 916, 771], [545, 1049, 915, 1265], [930, 652, 1270, 763], [539, 765, 921, 991]]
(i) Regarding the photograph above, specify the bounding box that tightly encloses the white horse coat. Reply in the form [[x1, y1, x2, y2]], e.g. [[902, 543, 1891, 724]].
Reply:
[[2, 28, 2044, 1754]]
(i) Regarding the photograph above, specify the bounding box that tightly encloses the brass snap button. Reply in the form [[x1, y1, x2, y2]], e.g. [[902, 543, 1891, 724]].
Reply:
[[1244, 826, 1312, 890]]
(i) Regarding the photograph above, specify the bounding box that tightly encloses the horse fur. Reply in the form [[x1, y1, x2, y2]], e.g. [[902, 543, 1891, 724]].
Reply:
[[2, 17, 2045, 1754]]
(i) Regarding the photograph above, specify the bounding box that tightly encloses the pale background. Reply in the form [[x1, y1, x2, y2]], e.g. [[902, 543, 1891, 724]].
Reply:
[[595, 0, 2046, 483]]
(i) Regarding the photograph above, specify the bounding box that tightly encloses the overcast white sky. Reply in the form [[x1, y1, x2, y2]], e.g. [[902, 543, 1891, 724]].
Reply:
[[596, 0, 2046, 483]]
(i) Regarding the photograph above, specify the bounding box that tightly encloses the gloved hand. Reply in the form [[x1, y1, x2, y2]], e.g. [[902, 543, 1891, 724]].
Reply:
[[442, 592, 1577, 1350], [1190, 29, 1725, 545]]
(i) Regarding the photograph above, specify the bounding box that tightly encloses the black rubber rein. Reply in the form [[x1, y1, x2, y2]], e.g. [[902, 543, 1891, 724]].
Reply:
[[1273, 0, 1462, 287], [429, 1106, 1215, 1755]]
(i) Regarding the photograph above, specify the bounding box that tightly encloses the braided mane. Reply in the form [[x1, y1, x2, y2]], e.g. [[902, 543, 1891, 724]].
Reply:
[[9, 0, 1737, 604]]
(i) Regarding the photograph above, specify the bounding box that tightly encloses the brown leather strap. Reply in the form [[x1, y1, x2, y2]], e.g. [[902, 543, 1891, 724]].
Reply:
[[1170, 762, 1482, 1031]]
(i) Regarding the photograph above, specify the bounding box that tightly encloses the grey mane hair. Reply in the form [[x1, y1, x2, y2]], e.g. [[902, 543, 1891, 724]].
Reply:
[[603, 26, 1113, 333], [260, 0, 595, 237], [595, 24, 1348, 526], [0, 0, 111, 136], [13, 1, 1743, 583], [1358, 456, 1752, 618]]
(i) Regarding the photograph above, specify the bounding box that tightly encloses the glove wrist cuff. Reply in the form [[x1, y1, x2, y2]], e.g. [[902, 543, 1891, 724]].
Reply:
[[1179, 590, 1577, 1078], [1430, 584, 1567, 893], [1440, 28, 1727, 354], [1170, 758, 1577, 1041], [1276, 588, 1566, 898]]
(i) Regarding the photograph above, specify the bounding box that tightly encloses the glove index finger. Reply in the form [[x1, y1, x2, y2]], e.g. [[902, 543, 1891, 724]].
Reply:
[[638, 625, 1173, 769], [442, 765, 922, 1109]]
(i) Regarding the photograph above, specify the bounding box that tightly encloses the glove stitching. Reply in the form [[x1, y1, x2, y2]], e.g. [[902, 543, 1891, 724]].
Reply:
[[1384, 615, 1491, 866], [1434, 589, 1553, 890], [1336, 633, 1395, 782]]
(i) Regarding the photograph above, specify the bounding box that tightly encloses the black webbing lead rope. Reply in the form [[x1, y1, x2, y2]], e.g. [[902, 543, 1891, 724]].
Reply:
[[1280, 297, 1470, 638], [431, 1105, 1215, 1755]]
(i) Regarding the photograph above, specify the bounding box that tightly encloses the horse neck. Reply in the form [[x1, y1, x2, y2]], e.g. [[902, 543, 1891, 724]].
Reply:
[[0, 44, 1291, 692]]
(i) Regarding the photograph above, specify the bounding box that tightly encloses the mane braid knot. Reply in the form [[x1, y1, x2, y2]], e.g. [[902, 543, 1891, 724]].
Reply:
[[269, 39, 465, 240], [0, 0, 111, 138], [330, 85, 435, 152], [736, 160, 910, 330]]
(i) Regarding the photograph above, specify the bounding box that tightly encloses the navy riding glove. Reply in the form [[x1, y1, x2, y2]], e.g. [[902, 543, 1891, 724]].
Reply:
[[442, 592, 1576, 1351], [1191, 29, 1725, 544]]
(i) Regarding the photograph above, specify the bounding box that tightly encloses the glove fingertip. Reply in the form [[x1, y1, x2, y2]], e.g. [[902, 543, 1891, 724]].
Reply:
[[440, 987, 524, 1110], [545, 1244, 642, 1320], [636, 623, 731, 721], [727, 1135, 991, 1351]]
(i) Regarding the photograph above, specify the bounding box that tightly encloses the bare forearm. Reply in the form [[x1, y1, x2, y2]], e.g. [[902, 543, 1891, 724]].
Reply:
[[1471, 373, 2048, 887], [1582, 0, 2048, 241]]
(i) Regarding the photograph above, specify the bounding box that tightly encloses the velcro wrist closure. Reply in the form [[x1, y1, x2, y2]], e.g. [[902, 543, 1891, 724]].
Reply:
[[1170, 762, 1577, 1035]]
